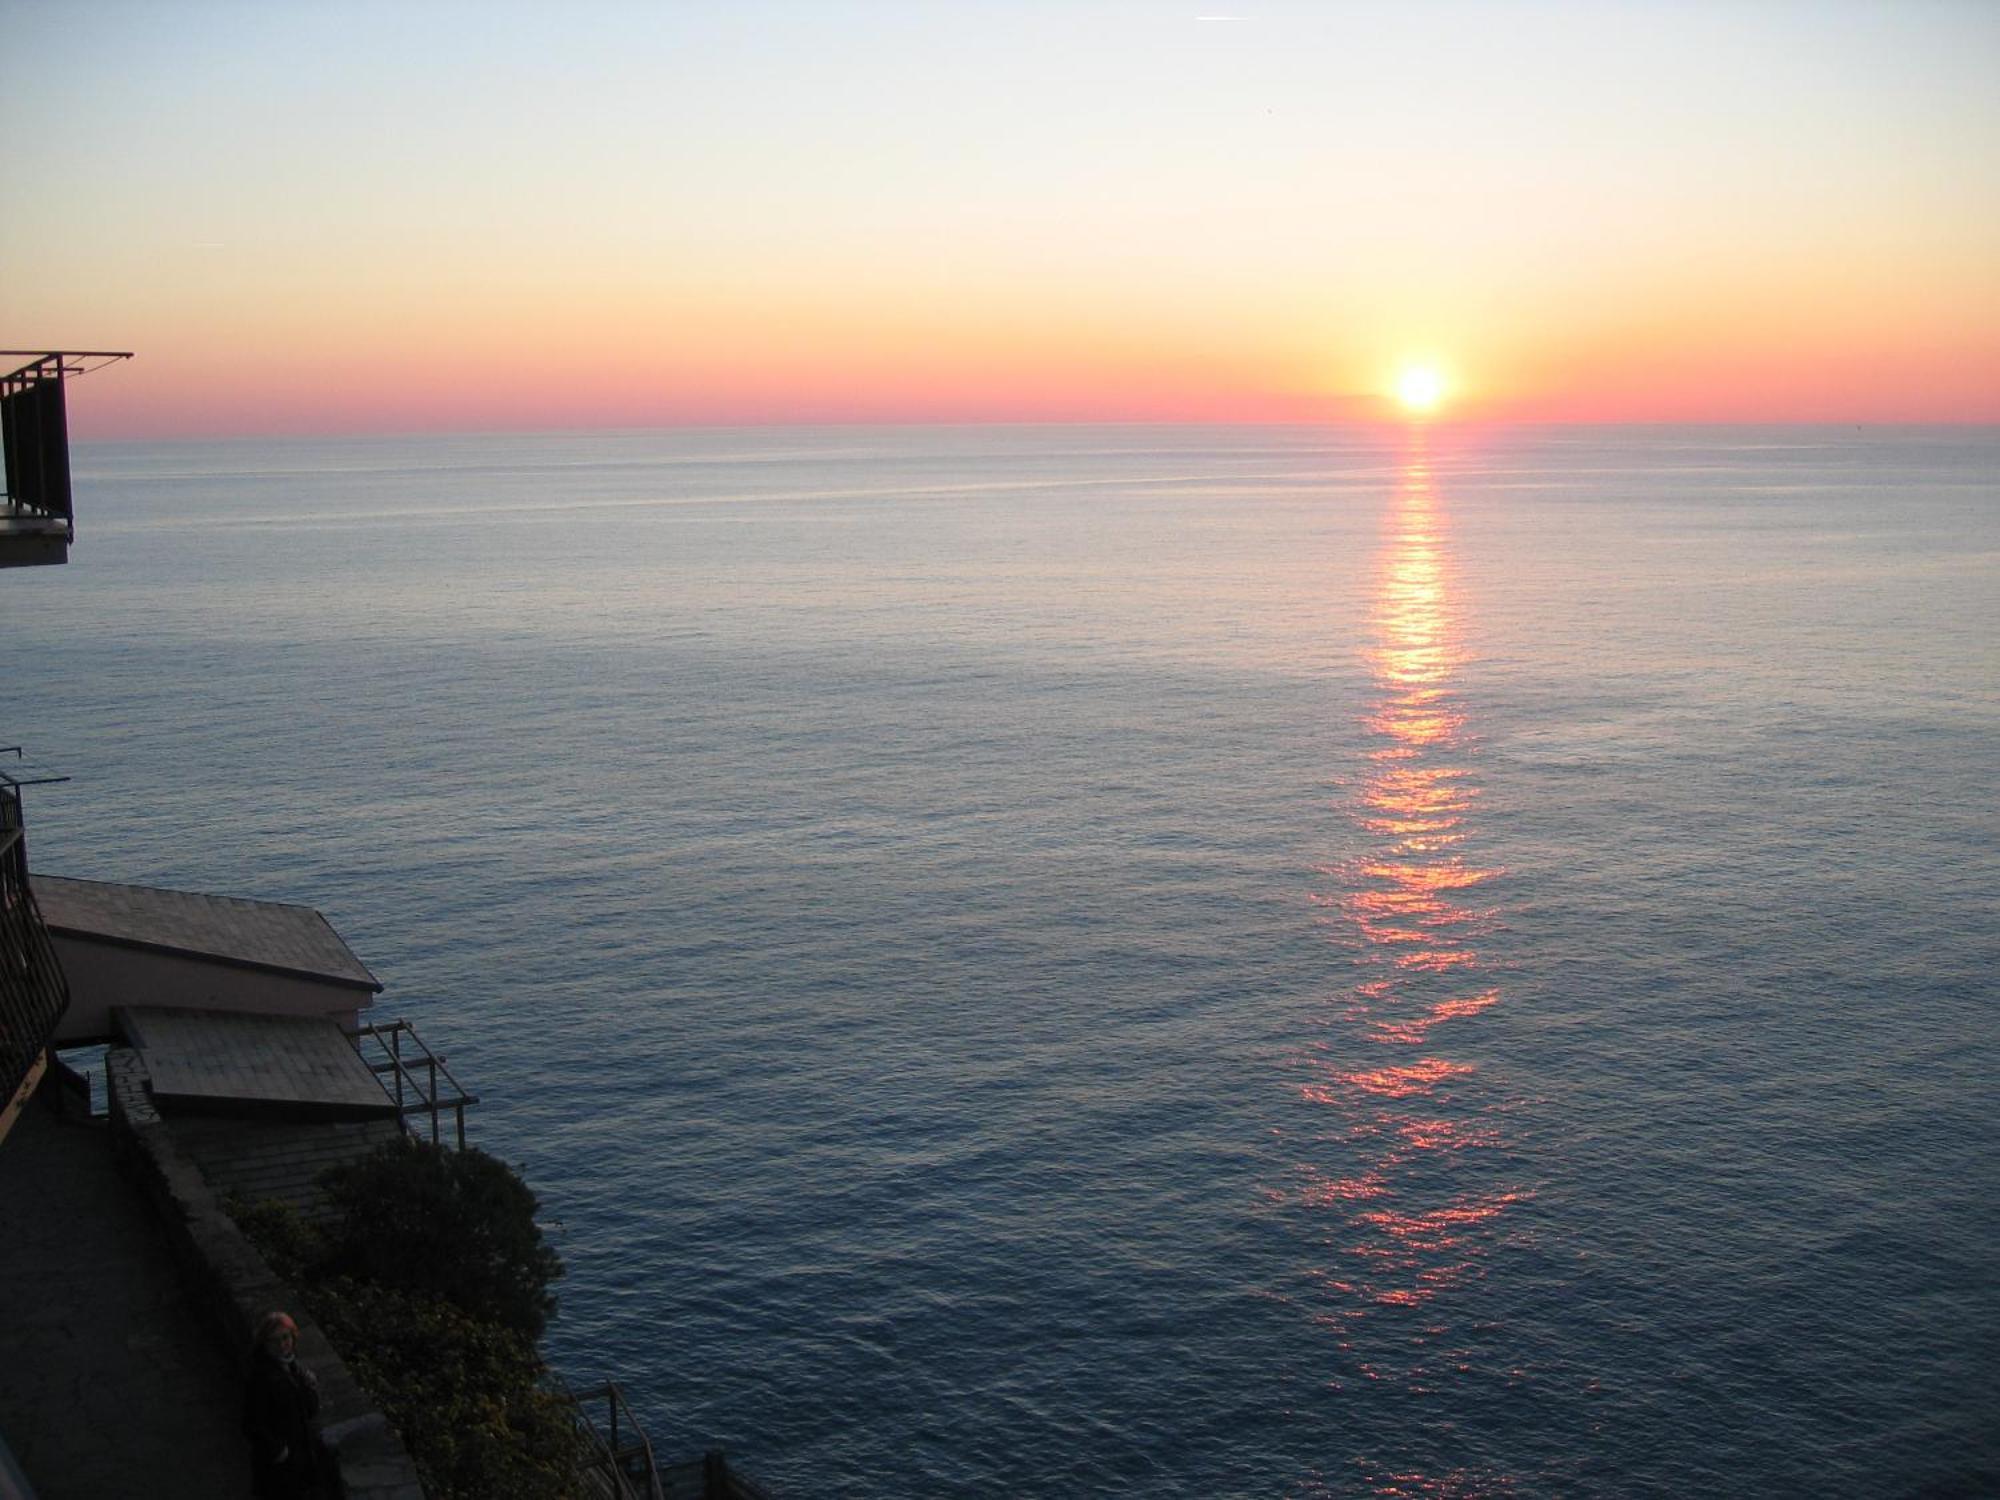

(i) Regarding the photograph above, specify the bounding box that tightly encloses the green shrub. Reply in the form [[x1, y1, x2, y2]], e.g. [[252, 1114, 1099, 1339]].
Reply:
[[319, 1135, 563, 1340], [225, 1192, 324, 1282], [309, 1277, 586, 1500], [227, 1138, 586, 1500]]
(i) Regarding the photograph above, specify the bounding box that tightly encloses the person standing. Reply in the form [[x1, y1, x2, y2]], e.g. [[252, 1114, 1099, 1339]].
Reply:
[[243, 1310, 324, 1499]]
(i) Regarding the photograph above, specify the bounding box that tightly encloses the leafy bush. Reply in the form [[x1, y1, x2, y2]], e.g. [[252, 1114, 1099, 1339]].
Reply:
[[309, 1277, 586, 1500], [227, 1192, 322, 1281], [320, 1135, 563, 1340], [228, 1138, 585, 1500]]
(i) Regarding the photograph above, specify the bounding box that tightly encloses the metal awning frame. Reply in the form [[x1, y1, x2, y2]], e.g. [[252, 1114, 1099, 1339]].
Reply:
[[1, 352, 133, 395]]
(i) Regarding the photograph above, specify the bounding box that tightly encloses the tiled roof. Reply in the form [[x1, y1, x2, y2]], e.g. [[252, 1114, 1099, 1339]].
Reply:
[[34, 875, 382, 992]]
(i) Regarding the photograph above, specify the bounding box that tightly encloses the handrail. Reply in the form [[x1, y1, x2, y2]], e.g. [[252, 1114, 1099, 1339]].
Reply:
[[657, 1452, 777, 1500], [552, 1375, 664, 1500], [0, 781, 69, 1122], [546, 1358, 774, 1497]]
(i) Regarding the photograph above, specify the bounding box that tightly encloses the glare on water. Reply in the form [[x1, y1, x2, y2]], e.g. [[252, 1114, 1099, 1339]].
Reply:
[[1298, 437, 1527, 1489]]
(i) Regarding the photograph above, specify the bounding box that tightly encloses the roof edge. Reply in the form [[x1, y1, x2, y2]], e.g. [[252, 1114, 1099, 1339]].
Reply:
[[43, 923, 384, 994]]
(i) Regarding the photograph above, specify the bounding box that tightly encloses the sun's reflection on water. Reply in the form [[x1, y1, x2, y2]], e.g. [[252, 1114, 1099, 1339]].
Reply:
[[1293, 434, 1525, 1489]]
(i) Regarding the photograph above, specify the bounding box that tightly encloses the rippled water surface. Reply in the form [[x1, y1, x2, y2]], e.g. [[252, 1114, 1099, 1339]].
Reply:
[[8, 424, 1998, 1496]]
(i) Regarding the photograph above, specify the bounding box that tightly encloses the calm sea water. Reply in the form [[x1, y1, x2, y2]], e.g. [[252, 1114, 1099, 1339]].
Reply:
[[7, 424, 1997, 1497]]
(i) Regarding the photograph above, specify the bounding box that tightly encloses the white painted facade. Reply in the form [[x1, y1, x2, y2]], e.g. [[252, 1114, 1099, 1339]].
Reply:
[[50, 935, 375, 1044]]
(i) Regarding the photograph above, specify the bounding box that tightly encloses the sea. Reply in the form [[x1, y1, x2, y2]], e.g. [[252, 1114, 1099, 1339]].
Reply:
[[6, 423, 1996, 1497]]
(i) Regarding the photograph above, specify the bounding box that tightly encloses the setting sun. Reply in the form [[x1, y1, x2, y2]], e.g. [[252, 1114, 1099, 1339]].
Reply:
[[1395, 365, 1449, 416]]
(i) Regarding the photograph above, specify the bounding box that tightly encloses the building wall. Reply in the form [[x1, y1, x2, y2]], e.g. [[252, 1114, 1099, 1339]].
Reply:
[[51, 936, 373, 1043]]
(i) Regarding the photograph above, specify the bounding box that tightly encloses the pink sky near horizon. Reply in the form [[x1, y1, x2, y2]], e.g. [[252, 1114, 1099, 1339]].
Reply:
[[7, 2, 1997, 440]]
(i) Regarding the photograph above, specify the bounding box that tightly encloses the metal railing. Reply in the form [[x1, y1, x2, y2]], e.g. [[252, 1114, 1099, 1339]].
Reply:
[[556, 1376, 663, 1500], [0, 770, 69, 1122], [346, 1018, 478, 1149], [655, 1452, 776, 1500], [552, 1377, 775, 1500]]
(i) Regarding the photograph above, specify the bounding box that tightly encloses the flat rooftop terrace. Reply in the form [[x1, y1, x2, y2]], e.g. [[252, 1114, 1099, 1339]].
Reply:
[[118, 1005, 400, 1120]]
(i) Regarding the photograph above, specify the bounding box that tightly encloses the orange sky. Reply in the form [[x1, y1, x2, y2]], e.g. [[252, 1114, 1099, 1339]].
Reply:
[[6, 2, 1997, 437]]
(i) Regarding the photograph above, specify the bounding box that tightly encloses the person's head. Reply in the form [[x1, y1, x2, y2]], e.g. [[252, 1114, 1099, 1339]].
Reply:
[[257, 1310, 298, 1360]]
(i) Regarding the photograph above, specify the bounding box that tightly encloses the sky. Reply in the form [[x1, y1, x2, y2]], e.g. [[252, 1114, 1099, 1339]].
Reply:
[[4, 0, 1997, 438]]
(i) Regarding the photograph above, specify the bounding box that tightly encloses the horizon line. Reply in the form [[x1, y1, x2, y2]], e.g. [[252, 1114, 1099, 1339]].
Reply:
[[67, 413, 2000, 446]]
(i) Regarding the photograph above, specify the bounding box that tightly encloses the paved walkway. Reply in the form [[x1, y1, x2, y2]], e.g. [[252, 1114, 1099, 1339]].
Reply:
[[0, 1099, 249, 1499]]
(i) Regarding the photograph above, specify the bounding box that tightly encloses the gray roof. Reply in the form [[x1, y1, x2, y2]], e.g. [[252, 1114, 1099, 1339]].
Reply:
[[118, 1006, 399, 1117], [34, 875, 382, 993]]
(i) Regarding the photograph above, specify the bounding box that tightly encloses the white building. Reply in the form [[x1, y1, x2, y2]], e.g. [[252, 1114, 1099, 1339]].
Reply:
[[36, 876, 382, 1044]]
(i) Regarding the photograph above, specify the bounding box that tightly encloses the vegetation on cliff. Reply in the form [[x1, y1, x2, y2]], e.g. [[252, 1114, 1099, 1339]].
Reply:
[[233, 1137, 586, 1499]]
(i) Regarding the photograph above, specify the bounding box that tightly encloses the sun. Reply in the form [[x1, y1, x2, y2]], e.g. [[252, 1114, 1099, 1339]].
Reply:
[[1394, 364, 1449, 416]]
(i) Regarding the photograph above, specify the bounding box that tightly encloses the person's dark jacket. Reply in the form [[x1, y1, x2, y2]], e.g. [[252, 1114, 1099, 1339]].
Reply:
[[244, 1346, 322, 1498]]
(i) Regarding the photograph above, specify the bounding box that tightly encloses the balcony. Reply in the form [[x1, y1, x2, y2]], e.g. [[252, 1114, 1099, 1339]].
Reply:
[[0, 757, 69, 1143], [1, 351, 131, 568]]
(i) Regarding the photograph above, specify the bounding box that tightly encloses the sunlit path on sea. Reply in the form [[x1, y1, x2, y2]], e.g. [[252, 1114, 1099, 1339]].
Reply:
[[1291, 434, 1527, 1497]]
